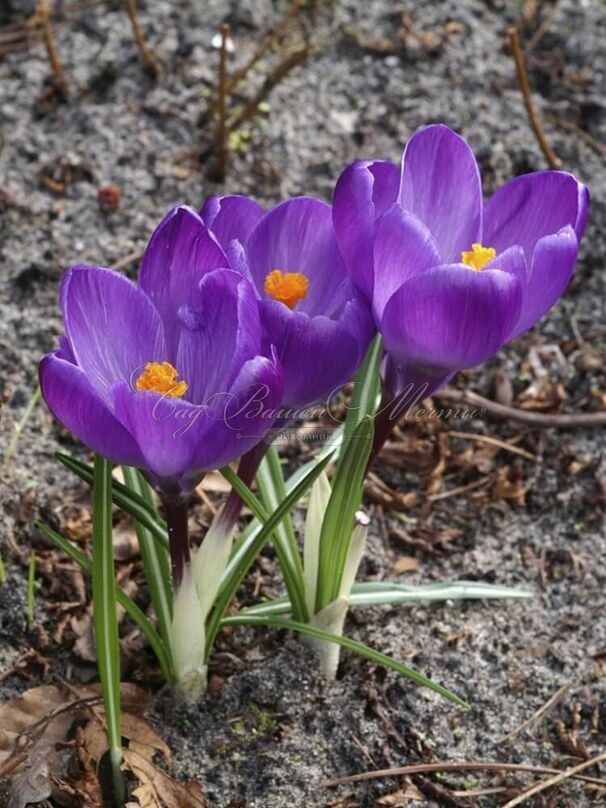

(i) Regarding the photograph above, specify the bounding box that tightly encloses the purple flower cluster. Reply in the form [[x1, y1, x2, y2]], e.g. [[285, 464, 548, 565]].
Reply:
[[40, 124, 589, 495]]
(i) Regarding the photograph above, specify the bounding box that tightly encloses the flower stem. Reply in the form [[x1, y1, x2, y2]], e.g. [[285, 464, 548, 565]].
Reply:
[[163, 496, 190, 589], [222, 440, 270, 529]]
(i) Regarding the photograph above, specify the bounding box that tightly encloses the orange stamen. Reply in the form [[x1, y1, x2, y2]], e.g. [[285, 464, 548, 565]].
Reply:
[[263, 269, 309, 309], [461, 243, 497, 271], [135, 362, 188, 397]]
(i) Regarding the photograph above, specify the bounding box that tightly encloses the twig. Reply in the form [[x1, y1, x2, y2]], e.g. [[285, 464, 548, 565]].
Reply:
[[110, 249, 143, 271], [447, 429, 540, 462], [229, 45, 309, 132], [524, 0, 562, 55], [436, 388, 606, 428], [507, 26, 561, 168], [546, 114, 606, 159], [452, 786, 508, 798], [501, 751, 606, 808], [207, 24, 231, 182], [321, 760, 606, 789], [199, 0, 305, 126], [0, 24, 29, 58], [497, 683, 570, 745], [36, 0, 69, 97], [124, 0, 159, 77], [428, 475, 493, 503]]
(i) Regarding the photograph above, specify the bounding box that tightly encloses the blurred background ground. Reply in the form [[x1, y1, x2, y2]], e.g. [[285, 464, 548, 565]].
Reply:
[[0, 0, 605, 805]]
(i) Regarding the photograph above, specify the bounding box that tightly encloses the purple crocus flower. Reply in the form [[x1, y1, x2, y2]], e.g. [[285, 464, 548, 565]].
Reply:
[[39, 205, 284, 498], [201, 195, 374, 409], [333, 124, 589, 402]]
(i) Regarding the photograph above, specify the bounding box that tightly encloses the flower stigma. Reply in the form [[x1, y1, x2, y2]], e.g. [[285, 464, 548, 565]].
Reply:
[[461, 243, 496, 271], [135, 362, 188, 397], [263, 269, 309, 310]]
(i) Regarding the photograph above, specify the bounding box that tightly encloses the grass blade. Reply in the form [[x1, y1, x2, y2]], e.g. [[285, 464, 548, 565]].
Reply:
[[238, 580, 532, 615], [91, 455, 124, 801], [221, 613, 468, 708], [256, 448, 307, 621], [219, 464, 267, 521], [36, 521, 174, 681], [205, 452, 333, 660], [341, 334, 382, 444], [220, 462, 307, 620], [349, 580, 533, 605], [315, 417, 374, 612], [121, 466, 173, 650], [27, 552, 36, 629], [56, 452, 169, 550]]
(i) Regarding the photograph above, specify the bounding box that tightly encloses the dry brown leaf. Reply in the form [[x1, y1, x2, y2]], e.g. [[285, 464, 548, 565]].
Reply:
[[197, 470, 231, 494], [0, 686, 75, 765], [127, 782, 158, 808], [70, 610, 96, 662], [71, 569, 139, 661], [492, 466, 527, 506], [113, 519, 141, 561], [5, 750, 53, 808], [122, 713, 172, 765], [377, 781, 425, 804], [123, 748, 208, 808], [392, 556, 420, 574]]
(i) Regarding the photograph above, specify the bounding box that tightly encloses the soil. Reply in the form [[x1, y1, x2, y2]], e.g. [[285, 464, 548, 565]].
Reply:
[[1, 0, 605, 806]]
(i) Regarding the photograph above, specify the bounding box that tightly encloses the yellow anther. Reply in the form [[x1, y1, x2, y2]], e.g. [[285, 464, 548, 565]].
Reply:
[[461, 243, 497, 271], [135, 362, 188, 397], [263, 269, 309, 310]]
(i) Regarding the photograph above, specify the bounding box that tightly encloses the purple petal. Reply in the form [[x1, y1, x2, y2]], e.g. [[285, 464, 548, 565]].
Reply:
[[372, 204, 441, 322], [176, 269, 261, 403], [40, 351, 144, 466], [399, 124, 483, 263], [61, 266, 166, 403], [485, 245, 528, 289], [112, 351, 283, 482], [190, 352, 284, 470], [112, 382, 198, 480], [200, 194, 264, 249], [381, 265, 522, 373], [244, 197, 351, 317], [259, 296, 373, 408], [483, 171, 589, 258], [511, 225, 579, 338], [332, 159, 400, 299], [138, 205, 228, 355], [381, 353, 454, 403]]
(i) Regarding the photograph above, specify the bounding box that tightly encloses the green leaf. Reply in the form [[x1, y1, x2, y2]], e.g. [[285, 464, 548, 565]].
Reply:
[[205, 452, 333, 660], [219, 465, 266, 522], [220, 614, 468, 708], [303, 471, 331, 616], [348, 580, 533, 605], [36, 520, 174, 682], [340, 334, 382, 444], [27, 552, 36, 629], [56, 453, 169, 550], [220, 460, 307, 621], [239, 579, 532, 616], [315, 417, 374, 612], [121, 467, 173, 651], [222, 436, 341, 605], [256, 447, 308, 622], [91, 456, 124, 801]]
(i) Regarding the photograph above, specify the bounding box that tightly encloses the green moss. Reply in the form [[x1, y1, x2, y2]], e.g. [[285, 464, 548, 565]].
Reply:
[[230, 702, 278, 746]]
